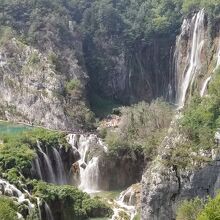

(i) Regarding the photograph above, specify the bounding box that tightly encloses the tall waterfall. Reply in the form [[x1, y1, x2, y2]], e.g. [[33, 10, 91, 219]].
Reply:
[[67, 134, 107, 193], [175, 9, 205, 108]]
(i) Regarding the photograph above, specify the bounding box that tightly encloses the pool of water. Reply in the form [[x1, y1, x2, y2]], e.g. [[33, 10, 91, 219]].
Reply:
[[0, 121, 32, 135]]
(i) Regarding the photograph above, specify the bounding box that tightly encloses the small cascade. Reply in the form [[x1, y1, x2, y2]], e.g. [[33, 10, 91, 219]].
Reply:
[[176, 9, 205, 108], [52, 147, 67, 184], [34, 157, 43, 180], [67, 134, 107, 193], [79, 157, 100, 192], [44, 202, 54, 220], [0, 179, 35, 209], [0, 178, 36, 220], [214, 42, 220, 71], [199, 41, 220, 97], [36, 141, 56, 183], [37, 198, 42, 220], [110, 184, 140, 220], [200, 76, 212, 97]]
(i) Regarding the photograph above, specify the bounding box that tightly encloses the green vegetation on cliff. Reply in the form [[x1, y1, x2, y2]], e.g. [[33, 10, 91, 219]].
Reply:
[[181, 69, 220, 149], [104, 99, 173, 159]]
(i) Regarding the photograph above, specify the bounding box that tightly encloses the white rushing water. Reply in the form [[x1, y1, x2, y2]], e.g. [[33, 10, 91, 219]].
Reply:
[[79, 156, 100, 192], [200, 76, 212, 97], [34, 156, 43, 180], [35, 141, 68, 185], [200, 40, 220, 97], [0, 178, 35, 210], [214, 41, 220, 71], [52, 147, 67, 184], [36, 141, 56, 183], [37, 197, 42, 220], [177, 9, 205, 108], [110, 186, 138, 220], [44, 202, 54, 220], [67, 134, 107, 193]]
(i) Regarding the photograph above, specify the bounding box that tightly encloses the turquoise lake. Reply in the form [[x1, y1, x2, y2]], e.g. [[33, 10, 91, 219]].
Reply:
[[0, 121, 32, 135]]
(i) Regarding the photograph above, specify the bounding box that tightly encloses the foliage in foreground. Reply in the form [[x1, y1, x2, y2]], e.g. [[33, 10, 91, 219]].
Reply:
[[0, 197, 18, 220], [197, 193, 220, 220], [176, 192, 220, 220], [33, 181, 113, 220], [176, 197, 205, 220]]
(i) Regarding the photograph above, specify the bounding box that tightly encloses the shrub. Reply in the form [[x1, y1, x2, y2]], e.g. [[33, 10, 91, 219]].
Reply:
[[176, 197, 205, 220], [105, 99, 173, 158], [65, 79, 82, 93], [196, 193, 220, 220], [0, 197, 18, 220], [28, 52, 40, 65]]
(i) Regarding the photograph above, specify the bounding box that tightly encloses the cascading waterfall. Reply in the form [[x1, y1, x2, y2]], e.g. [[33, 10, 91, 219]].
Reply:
[[44, 202, 54, 220], [67, 134, 107, 193], [33, 141, 69, 185], [34, 157, 43, 180], [110, 186, 138, 220], [214, 42, 220, 71], [79, 157, 100, 192], [176, 9, 205, 108], [200, 76, 212, 97], [0, 178, 36, 219], [0, 179, 35, 209], [200, 41, 220, 97], [37, 198, 42, 220], [52, 147, 67, 185], [36, 141, 56, 183]]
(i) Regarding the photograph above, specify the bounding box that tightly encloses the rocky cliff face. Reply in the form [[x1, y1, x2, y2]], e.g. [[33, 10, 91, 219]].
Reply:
[[141, 10, 220, 220], [85, 36, 175, 104], [0, 34, 89, 130]]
